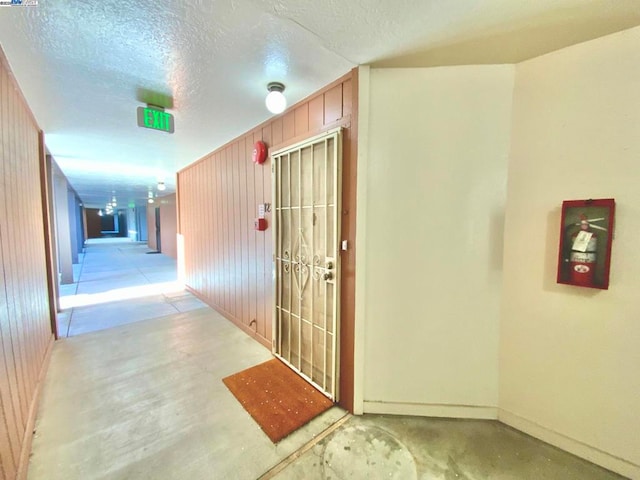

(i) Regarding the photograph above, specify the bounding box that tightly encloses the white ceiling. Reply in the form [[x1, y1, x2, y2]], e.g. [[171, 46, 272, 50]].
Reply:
[[1, 0, 639, 208]]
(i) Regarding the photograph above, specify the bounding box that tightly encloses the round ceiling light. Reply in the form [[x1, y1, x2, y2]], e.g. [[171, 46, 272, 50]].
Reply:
[[265, 82, 286, 114]]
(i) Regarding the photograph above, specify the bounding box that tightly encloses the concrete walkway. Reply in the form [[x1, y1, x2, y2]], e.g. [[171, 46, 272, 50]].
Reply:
[[29, 241, 626, 479], [57, 239, 206, 337]]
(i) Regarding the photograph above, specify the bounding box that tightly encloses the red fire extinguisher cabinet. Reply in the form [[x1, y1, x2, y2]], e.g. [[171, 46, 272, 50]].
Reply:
[[556, 198, 615, 290]]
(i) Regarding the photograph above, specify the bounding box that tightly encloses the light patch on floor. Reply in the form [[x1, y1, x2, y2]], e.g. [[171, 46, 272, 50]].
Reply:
[[58, 240, 207, 337], [60, 281, 186, 309]]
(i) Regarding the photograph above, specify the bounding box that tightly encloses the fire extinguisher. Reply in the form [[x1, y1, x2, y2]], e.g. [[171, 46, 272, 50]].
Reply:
[[569, 215, 597, 287]]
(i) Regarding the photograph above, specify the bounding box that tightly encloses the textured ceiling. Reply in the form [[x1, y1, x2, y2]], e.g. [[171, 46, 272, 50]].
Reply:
[[0, 0, 639, 208]]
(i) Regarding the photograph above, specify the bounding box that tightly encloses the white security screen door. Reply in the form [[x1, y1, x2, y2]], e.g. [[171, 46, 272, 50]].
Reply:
[[272, 129, 342, 400]]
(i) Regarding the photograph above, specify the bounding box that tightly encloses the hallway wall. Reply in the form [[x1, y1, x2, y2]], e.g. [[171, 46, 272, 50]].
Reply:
[[159, 194, 177, 259], [147, 206, 158, 251], [146, 195, 177, 258], [0, 50, 54, 479], [357, 65, 514, 417], [500, 26, 640, 478], [178, 71, 358, 410], [51, 162, 79, 284]]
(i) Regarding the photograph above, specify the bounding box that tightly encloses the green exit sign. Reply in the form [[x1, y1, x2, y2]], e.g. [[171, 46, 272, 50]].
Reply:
[[137, 107, 175, 133]]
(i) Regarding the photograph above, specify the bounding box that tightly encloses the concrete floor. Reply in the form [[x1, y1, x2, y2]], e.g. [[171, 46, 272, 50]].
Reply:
[[57, 239, 207, 337], [270, 416, 627, 480], [28, 240, 628, 479]]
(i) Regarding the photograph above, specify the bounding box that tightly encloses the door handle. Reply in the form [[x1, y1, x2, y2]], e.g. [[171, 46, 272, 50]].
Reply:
[[323, 272, 333, 281]]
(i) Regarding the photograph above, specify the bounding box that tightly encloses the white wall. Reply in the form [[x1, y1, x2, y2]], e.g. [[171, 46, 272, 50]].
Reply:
[[500, 27, 640, 478], [359, 66, 515, 417]]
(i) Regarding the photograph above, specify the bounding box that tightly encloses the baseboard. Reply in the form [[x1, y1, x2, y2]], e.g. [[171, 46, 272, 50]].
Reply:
[[363, 400, 498, 419], [184, 286, 271, 350], [16, 333, 55, 480], [499, 408, 639, 479]]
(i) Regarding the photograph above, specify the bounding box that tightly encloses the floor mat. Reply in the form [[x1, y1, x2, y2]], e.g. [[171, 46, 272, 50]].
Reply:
[[222, 358, 333, 443]]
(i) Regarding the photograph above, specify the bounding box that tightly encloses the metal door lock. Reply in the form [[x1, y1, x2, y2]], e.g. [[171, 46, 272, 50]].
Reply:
[[323, 272, 333, 281]]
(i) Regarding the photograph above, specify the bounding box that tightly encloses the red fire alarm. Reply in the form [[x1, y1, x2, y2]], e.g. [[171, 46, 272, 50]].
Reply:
[[252, 140, 267, 165], [255, 218, 267, 231]]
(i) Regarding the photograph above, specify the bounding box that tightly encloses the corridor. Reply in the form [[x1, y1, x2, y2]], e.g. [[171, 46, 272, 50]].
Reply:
[[25, 244, 626, 479], [57, 239, 206, 337]]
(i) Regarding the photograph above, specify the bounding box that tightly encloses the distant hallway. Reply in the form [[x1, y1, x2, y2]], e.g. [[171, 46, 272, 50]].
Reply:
[[57, 239, 206, 337]]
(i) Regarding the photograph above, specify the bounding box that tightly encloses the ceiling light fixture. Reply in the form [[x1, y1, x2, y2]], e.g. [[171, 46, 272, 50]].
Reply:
[[157, 181, 166, 191], [265, 82, 286, 114]]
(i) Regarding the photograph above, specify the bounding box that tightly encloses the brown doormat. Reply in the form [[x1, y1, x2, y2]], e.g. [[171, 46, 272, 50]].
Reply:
[[222, 358, 334, 443]]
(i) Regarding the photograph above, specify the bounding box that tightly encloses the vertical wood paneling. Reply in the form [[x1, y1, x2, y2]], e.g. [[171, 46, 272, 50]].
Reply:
[[0, 74, 21, 465], [294, 104, 309, 136], [233, 142, 242, 321], [239, 137, 249, 327], [261, 125, 273, 340], [4, 80, 28, 426], [1, 270, 19, 480], [245, 136, 257, 331], [192, 164, 200, 291], [283, 111, 295, 141], [223, 147, 231, 314], [228, 148, 235, 316], [253, 131, 266, 338], [324, 84, 343, 125], [216, 152, 224, 310], [205, 158, 213, 300], [309, 96, 324, 132], [343, 79, 353, 118], [271, 118, 283, 146], [199, 161, 206, 297], [215, 152, 224, 307], [0, 49, 54, 479], [5, 60, 30, 426], [192, 165, 200, 292], [178, 71, 357, 410]]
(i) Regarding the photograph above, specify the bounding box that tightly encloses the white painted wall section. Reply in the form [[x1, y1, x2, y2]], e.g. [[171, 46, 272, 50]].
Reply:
[[500, 26, 640, 479], [359, 66, 515, 416]]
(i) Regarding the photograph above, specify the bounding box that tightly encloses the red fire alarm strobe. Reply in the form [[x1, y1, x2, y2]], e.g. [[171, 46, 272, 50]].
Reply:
[[255, 218, 267, 231], [252, 140, 267, 164]]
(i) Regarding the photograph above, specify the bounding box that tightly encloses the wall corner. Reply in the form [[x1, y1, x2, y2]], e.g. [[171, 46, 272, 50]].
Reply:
[[352, 65, 370, 415]]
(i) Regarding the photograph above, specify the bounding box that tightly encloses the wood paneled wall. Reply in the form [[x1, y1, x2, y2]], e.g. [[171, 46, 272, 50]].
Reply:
[[178, 70, 358, 411], [0, 50, 54, 479]]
